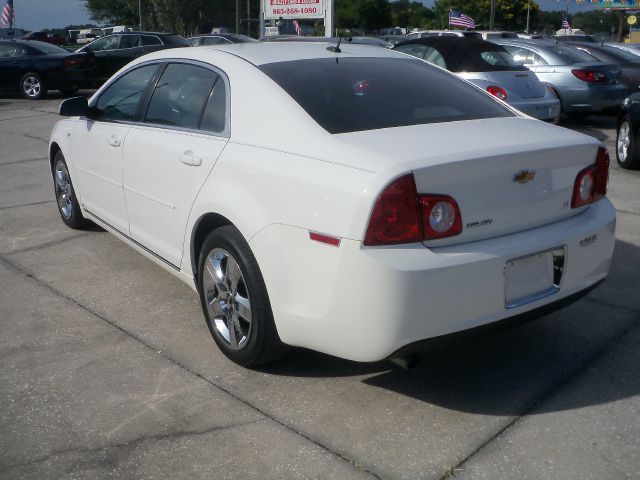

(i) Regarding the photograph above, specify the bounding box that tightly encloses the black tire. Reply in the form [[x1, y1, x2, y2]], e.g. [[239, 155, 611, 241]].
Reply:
[[198, 225, 287, 367], [19, 72, 47, 100], [52, 151, 91, 229], [616, 115, 640, 170]]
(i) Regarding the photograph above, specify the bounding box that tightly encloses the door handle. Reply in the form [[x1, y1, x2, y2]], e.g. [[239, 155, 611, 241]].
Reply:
[[108, 135, 121, 147], [179, 150, 202, 166]]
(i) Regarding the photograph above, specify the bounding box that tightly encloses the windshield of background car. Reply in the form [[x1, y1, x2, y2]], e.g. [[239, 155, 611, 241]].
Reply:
[[27, 41, 68, 54], [259, 57, 514, 134], [547, 45, 598, 64]]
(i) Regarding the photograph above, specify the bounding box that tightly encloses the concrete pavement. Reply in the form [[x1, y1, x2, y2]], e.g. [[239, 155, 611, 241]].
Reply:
[[0, 95, 639, 479]]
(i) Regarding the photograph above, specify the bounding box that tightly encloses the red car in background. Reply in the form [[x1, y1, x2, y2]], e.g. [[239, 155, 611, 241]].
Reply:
[[21, 31, 69, 46]]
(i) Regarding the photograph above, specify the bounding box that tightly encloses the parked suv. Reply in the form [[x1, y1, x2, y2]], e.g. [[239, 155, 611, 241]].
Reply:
[[77, 32, 188, 86]]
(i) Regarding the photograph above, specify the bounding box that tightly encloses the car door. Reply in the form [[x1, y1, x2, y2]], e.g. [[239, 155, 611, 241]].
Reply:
[[115, 34, 143, 69], [0, 43, 27, 92], [71, 63, 160, 233], [122, 62, 229, 267], [83, 35, 121, 82]]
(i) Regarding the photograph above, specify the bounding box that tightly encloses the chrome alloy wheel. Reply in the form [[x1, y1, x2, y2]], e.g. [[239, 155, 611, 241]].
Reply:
[[22, 75, 42, 98], [54, 162, 74, 219], [618, 121, 631, 164], [202, 248, 252, 350]]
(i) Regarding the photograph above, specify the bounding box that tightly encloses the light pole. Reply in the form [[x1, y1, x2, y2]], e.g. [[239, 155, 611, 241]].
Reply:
[[526, 0, 530, 34], [139, 0, 142, 31], [490, 0, 496, 30], [236, 0, 241, 33]]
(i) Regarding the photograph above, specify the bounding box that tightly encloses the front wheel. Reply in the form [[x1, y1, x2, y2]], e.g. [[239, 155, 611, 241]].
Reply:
[[616, 115, 640, 170], [198, 225, 287, 367], [20, 72, 46, 100], [52, 151, 91, 229]]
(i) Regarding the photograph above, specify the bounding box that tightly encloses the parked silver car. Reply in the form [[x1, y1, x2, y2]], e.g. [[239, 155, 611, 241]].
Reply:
[[394, 36, 560, 122], [492, 39, 627, 118]]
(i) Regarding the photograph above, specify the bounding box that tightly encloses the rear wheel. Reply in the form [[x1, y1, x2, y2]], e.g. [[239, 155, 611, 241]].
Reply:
[[198, 225, 287, 367], [20, 72, 46, 100], [616, 115, 640, 170]]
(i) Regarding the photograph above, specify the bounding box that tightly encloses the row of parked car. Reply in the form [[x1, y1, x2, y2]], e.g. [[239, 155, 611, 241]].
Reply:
[[1, 29, 639, 169]]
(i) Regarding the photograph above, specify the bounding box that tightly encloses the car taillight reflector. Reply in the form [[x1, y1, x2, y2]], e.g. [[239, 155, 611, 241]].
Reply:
[[571, 69, 607, 83], [487, 85, 508, 100], [419, 195, 463, 240], [364, 174, 421, 246], [364, 174, 463, 246], [309, 231, 341, 247], [571, 146, 609, 208]]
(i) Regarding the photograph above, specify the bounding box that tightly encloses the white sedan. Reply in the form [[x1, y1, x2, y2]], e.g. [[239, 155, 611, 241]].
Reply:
[[49, 43, 616, 367]]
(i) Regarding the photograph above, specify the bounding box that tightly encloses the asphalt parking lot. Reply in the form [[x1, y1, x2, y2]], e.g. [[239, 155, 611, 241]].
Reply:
[[1, 94, 639, 480]]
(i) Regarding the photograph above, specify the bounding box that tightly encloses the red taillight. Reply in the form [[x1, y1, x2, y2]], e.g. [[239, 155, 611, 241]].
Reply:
[[419, 195, 463, 240], [571, 69, 607, 83], [63, 57, 80, 68], [364, 174, 421, 246], [571, 146, 609, 208], [364, 174, 462, 246], [487, 85, 508, 100]]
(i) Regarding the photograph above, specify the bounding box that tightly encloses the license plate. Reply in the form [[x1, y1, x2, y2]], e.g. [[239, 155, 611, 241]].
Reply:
[[504, 251, 556, 309]]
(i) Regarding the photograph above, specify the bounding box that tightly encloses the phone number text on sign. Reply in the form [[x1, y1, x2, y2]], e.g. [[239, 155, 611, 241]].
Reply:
[[265, 0, 324, 19]]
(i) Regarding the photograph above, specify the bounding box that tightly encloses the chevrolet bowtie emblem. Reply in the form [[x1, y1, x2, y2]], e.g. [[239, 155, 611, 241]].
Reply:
[[514, 170, 536, 184]]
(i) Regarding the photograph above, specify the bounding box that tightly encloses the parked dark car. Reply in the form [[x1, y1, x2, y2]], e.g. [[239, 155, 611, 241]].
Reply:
[[616, 93, 640, 170], [76, 32, 188, 86], [565, 42, 640, 94], [187, 33, 257, 46], [21, 31, 69, 46], [0, 39, 92, 99]]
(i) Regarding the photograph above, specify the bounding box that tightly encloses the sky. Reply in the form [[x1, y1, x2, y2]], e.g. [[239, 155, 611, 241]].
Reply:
[[12, 0, 601, 31]]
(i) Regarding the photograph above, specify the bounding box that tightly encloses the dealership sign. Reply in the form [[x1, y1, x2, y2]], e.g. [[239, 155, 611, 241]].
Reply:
[[263, 0, 325, 19]]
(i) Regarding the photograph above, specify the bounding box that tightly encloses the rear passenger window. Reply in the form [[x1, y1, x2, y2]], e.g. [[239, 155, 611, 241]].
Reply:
[[119, 35, 140, 49], [141, 35, 162, 46], [145, 63, 218, 130], [200, 79, 226, 133]]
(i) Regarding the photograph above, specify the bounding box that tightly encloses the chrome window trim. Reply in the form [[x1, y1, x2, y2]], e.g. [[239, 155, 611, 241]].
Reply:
[[89, 58, 231, 139]]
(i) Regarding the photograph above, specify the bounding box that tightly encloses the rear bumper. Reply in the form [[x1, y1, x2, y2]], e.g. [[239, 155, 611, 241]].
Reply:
[[511, 97, 561, 121], [250, 199, 616, 362], [560, 83, 628, 114]]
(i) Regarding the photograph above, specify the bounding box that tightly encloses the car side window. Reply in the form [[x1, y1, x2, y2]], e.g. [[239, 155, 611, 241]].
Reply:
[[94, 64, 158, 122], [424, 47, 447, 68], [89, 36, 120, 52], [200, 78, 227, 133], [503, 46, 547, 66], [119, 35, 140, 49], [144, 63, 218, 130], [202, 36, 229, 45], [395, 44, 428, 59], [0, 44, 25, 57], [141, 35, 162, 46]]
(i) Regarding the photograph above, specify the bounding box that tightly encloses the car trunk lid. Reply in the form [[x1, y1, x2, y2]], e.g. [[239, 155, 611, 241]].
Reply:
[[484, 70, 546, 98]]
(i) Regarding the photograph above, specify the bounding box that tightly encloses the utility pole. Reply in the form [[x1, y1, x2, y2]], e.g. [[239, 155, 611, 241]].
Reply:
[[526, 0, 530, 34], [490, 0, 496, 30], [139, 0, 143, 30], [236, 0, 240, 34], [247, 0, 251, 36], [325, 0, 333, 37]]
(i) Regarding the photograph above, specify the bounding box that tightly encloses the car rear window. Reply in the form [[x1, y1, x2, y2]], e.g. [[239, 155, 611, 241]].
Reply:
[[548, 45, 598, 64], [259, 57, 513, 134]]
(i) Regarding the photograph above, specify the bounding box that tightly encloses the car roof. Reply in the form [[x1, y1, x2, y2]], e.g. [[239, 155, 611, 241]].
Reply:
[[396, 36, 501, 49], [172, 41, 405, 66]]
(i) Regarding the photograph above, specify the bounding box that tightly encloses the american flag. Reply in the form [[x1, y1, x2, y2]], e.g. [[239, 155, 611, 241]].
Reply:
[[562, 17, 572, 32], [0, 0, 14, 27], [293, 19, 302, 36], [449, 10, 476, 29]]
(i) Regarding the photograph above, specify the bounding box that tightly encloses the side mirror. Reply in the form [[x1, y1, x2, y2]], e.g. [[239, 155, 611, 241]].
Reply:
[[59, 96, 89, 117]]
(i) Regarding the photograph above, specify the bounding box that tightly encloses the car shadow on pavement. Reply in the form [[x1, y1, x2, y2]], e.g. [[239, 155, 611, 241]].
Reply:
[[263, 239, 639, 415], [558, 115, 616, 143]]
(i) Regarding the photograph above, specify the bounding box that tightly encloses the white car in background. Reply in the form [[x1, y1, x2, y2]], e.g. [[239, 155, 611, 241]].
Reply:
[[49, 43, 615, 367]]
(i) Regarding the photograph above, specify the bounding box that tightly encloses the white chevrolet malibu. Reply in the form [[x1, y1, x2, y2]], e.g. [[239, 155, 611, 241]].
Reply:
[[49, 43, 616, 367]]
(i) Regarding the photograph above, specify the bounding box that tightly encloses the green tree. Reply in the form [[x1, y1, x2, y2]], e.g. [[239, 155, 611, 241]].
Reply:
[[335, 0, 392, 32], [390, 0, 434, 30]]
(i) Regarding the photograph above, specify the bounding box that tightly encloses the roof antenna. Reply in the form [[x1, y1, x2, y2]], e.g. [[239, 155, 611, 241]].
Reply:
[[327, 36, 342, 53]]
